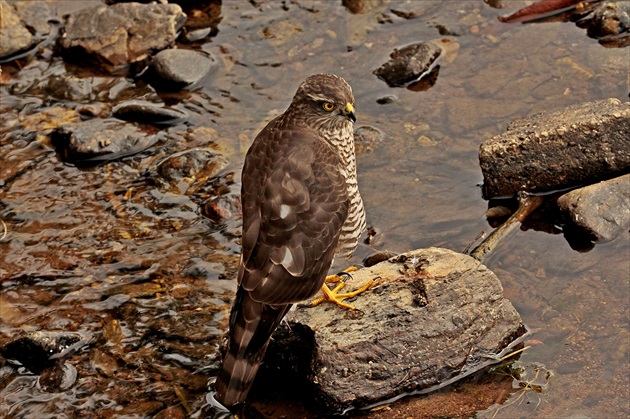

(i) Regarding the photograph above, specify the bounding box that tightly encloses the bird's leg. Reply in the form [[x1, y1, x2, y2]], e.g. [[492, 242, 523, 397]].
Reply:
[[311, 267, 374, 310]]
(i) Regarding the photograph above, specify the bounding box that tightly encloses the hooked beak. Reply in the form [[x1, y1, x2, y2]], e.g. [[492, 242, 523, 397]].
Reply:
[[343, 102, 356, 123]]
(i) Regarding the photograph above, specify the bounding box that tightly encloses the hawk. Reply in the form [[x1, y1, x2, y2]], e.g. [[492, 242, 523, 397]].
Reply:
[[214, 73, 366, 409]]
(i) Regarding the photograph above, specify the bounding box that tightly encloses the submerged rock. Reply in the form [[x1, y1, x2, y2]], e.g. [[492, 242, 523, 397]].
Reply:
[[265, 248, 526, 414], [148, 49, 216, 90], [113, 100, 189, 126], [51, 118, 165, 164], [59, 2, 187, 74], [479, 98, 630, 199], [557, 174, 630, 242], [374, 42, 442, 87], [44, 75, 94, 102], [38, 362, 78, 393], [0, 331, 91, 374], [354, 125, 387, 153], [154, 148, 229, 194]]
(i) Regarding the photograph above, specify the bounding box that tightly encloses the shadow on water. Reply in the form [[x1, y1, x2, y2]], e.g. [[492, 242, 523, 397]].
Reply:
[[1, 0, 628, 418]]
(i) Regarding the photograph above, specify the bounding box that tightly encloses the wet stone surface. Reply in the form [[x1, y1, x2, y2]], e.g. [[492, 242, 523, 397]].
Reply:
[[374, 41, 443, 87], [557, 174, 630, 242], [149, 49, 217, 90], [51, 118, 165, 164], [59, 2, 187, 74], [579, 1, 630, 47], [479, 98, 630, 199], [113, 100, 189, 126], [0, 330, 91, 374], [0, 0, 51, 59], [266, 248, 527, 414]]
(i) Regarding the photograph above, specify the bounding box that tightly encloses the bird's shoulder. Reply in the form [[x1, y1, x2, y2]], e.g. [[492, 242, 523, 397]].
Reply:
[[245, 117, 342, 181]]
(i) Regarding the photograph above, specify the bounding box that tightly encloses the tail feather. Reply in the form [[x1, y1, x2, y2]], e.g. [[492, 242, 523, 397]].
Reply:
[[215, 288, 291, 408]]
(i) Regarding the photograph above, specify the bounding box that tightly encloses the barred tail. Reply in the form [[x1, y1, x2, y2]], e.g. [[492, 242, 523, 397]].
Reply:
[[214, 288, 291, 408]]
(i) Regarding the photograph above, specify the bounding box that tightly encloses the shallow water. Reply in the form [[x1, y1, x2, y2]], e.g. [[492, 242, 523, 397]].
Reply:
[[1, 1, 628, 418]]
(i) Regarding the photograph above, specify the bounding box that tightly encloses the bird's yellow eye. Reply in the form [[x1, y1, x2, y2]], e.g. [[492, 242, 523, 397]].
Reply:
[[322, 102, 335, 112]]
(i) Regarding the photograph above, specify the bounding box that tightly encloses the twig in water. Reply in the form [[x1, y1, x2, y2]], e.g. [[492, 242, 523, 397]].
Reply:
[[470, 192, 544, 263]]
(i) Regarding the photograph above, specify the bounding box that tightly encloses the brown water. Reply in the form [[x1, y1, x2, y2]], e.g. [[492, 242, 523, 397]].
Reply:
[[1, 1, 628, 418]]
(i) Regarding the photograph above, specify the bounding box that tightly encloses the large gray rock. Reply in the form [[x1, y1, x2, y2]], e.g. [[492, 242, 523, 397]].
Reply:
[[265, 248, 526, 414], [11, 0, 54, 36], [479, 98, 630, 199], [59, 2, 187, 74], [557, 174, 630, 242], [0, 0, 34, 59], [149, 49, 216, 90], [50, 118, 165, 164]]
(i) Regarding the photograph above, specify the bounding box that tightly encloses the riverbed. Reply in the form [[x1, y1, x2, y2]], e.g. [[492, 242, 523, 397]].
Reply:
[[1, 1, 628, 418]]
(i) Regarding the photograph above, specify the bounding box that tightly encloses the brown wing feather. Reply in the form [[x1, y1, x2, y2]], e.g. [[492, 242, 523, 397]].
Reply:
[[238, 120, 349, 305], [215, 119, 350, 407]]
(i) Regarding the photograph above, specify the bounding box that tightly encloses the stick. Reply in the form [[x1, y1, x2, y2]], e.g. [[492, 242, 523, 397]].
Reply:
[[470, 193, 545, 263]]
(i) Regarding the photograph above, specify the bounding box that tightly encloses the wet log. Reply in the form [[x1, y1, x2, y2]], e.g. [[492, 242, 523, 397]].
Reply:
[[265, 248, 527, 414], [479, 98, 630, 199], [557, 174, 630, 242]]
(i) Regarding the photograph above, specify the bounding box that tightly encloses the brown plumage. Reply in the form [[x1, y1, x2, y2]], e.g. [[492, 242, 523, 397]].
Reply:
[[214, 73, 366, 409]]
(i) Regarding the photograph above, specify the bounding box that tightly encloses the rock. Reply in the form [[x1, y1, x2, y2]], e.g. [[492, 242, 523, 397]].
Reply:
[[154, 148, 229, 194], [0, 331, 91, 374], [11, 0, 55, 36], [177, 1, 222, 34], [376, 95, 397, 104], [59, 2, 187, 74], [148, 311, 223, 343], [354, 125, 387, 153], [374, 42, 442, 87], [479, 98, 630, 199], [580, 1, 630, 47], [557, 174, 630, 242], [201, 193, 241, 226], [265, 248, 527, 414], [38, 362, 78, 392], [183, 258, 226, 281], [149, 49, 216, 90], [113, 100, 189, 125], [90, 349, 119, 378], [50, 119, 165, 164], [183, 27, 213, 42], [44, 75, 94, 102], [0, 0, 35, 59]]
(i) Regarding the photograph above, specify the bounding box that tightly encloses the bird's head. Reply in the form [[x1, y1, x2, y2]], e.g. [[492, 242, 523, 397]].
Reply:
[[291, 73, 356, 130]]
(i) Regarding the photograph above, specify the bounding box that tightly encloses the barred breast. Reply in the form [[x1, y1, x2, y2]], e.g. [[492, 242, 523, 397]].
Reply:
[[331, 127, 366, 258]]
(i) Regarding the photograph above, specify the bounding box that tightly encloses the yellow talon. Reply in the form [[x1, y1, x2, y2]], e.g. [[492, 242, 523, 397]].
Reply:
[[311, 266, 374, 310], [324, 266, 358, 284]]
